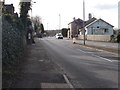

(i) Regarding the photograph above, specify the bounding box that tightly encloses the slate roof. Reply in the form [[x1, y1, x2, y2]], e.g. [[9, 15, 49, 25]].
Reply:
[[85, 18, 114, 28], [68, 18, 84, 25], [68, 17, 96, 27], [84, 17, 97, 26], [68, 17, 113, 29]]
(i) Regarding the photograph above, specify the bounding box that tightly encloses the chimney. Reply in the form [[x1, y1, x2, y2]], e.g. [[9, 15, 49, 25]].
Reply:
[[73, 17, 76, 21], [88, 13, 92, 20]]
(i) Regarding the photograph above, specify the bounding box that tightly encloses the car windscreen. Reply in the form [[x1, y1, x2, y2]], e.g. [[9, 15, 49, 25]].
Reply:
[[58, 34, 62, 36]]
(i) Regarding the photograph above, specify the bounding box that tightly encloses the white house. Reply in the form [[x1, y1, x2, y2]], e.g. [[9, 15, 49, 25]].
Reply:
[[83, 18, 114, 35]]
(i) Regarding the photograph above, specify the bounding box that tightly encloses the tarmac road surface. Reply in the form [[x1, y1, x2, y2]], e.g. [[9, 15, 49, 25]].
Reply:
[[41, 37, 119, 88]]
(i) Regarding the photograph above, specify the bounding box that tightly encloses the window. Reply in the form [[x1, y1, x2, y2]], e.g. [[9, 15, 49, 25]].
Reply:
[[104, 29, 108, 33], [97, 26, 99, 28]]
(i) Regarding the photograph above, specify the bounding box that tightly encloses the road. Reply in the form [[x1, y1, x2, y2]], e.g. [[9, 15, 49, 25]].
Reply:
[[40, 37, 119, 88]]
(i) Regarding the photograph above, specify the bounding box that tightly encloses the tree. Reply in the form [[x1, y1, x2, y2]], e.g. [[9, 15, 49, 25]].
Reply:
[[19, 1, 34, 44], [31, 16, 41, 33], [19, 1, 31, 31], [31, 16, 44, 34], [62, 28, 68, 37]]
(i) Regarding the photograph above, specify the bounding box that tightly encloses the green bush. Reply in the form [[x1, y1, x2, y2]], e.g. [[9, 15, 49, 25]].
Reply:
[[110, 35, 117, 43]]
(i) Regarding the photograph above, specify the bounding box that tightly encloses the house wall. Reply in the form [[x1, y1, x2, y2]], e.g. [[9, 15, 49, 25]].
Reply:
[[78, 35, 111, 42], [78, 35, 87, 40], [86, 20, 113, 35], [68, 22, 80, 38], [68, 24, 72, 38], [87, 35, 111, 41]]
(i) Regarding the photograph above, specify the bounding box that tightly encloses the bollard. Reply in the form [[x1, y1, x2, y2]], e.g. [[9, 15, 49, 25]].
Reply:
[[73, 37, 76, 44]]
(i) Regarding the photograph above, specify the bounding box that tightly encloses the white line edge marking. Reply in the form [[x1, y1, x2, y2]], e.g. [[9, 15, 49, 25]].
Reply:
[[63, 74, 74, 89], [91, 54, 112, 62], [77, 49, 113, 62], [77, 49, 87, 53]]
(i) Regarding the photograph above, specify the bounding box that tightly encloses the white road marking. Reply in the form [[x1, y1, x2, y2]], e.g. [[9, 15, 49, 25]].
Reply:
[[38, 60, 44, 62], [111, 60, 119, 62], [77, 49, 113, 62], [63, 74, 74, 89], [77, 49, 87, 53], [91, 54, 112, 62]]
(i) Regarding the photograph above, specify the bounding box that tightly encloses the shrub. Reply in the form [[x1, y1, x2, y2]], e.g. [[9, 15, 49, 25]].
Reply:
[[110, 35, 117, 42]]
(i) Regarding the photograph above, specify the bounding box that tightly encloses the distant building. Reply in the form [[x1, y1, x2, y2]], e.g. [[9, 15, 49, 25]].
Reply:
[[0, 1, 4, 16], [118, 1, 120, 29], [0, 2, 18, 18], [45, 30, 62, 36], [3, 4, 14, 15]]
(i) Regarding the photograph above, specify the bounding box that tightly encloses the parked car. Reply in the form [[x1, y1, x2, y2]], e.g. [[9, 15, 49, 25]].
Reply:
[[36, 33, 42, 38], [55, 33, 63, 39]]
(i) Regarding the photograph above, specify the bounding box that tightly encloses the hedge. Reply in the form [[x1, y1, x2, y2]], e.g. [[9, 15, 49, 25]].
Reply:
[[2, 16, 26, 88]]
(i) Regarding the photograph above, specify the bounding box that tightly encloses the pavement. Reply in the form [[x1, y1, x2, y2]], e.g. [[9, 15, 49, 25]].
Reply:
[[10, 38, 73, 89], [67, 38, 119, 54]]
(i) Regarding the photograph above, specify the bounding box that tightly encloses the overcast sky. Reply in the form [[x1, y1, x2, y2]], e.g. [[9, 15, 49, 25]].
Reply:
[[5, 0, 119, 30]]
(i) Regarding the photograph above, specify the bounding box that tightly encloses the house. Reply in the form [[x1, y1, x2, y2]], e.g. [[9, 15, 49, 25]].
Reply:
[[1, 2, 18, 18], [68, 16, 114, 41], [80, 18, 114, 35], [68, 18, 84, 38], [68, 17, 97, 38], [3, 4, 14, 15]]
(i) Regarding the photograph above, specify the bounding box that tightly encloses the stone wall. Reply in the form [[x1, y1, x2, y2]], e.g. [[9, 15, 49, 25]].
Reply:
[[78, 35, 111, 42]]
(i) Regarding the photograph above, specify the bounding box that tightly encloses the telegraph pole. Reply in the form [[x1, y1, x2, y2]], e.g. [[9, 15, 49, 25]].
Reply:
[[83, 0, 85, 45]]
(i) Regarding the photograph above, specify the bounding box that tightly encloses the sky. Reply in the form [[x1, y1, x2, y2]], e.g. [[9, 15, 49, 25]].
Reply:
[[5, 0, 119, 30]]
